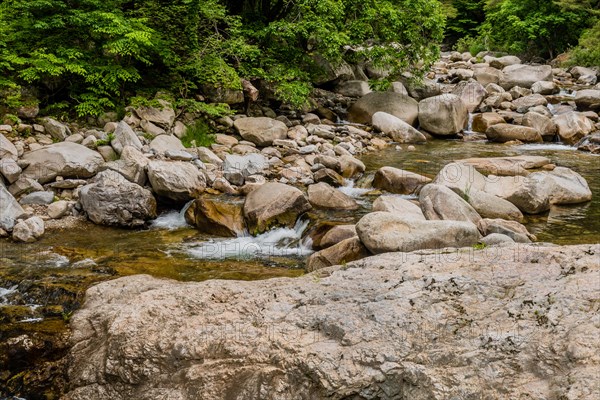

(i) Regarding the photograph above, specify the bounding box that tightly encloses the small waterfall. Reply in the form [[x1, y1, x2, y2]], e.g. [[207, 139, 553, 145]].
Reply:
[[151, 200, 194, 230], [466, 112, 474, 133], [0, 285, 18, 305], [338, 179, 371, 197], [186, 219, 313, 260]]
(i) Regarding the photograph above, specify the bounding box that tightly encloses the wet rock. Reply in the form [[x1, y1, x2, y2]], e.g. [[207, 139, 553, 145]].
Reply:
[[12, 216, 44, 242], [338, 155, 365, 179], [372, 112, 426, 143], [307, 182, 358, 210], [0, 133, 18, 160], [451, 80, 486, 113], [319, 224, 357, 248], [22, 142, 105, 184], [373, 166, 431, 195], [61, 243, 600, 400], [500, 64, 553, 90], [553, 112, 595, 144], [522, 111, 557, 140], [472, 113, 505, 133], [347, 92, 419, 125], [576, 133, 600, 154], [306, 237, 369, 272], [185, 198, 245, 237], [41, 117, 71, 141], [0, 184, 25, 231], [147, 160, 206, 202], [243, 182, 311, 234], [79, 170, 157, 227], [357, 211, 480, 254], [313, 168, 344, 186], [111, 121, 143, 155], [419, 184, 482, 225], [477, 218, 534, 243], [233, 117, 288, 147], [456, 155, 551, 176], [485, 123, 542, 143], [418, 94, 468, 135], [372, 195, 425, 220]]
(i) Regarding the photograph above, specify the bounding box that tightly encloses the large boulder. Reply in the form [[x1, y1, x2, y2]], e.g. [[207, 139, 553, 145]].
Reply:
[[522, 111, 557, 140], [233, 117, 288, 146], [335, 80, 371, 97], [306, 237, 369, 272], [433, 162, 488, 193], [318, 224, 357, 248], [147, 160, 206, 202], [553, 112, 595, 144], [372, 195, 426, 221], [63, 244, 600, 400], [243, 182, 311, 234], [347, 92, 419, 125], [484, 168, 591, 214], [372, 112, 426, 143], [79, 170, 157, 227], [456, 155, 551, 176], [0, 184, 25, 231], [512, 94, 548, 113], [0, 133, 18, 160], [451, 81, 486, 113], [356, 211, 480, 254], [485, 123, 543, 143], [464, 189, 524, 222], [418, 94, 468, 136], [500, 64, 553, 90], [22, 142, 104, 183], [473, 66, 502, 86], [477, 218, 534, 243], [419, 184, 482, 225], [185, 198, 245, 237], [486, 55, 521, 69], [111, 121, 143, 155], [574, 89, 600, 111], [372, 166, 431, 195]]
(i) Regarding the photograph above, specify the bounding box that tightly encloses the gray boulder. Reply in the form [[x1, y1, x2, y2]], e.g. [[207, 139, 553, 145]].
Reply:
[[372, 166, 431, 195], [111, 121, 143, 155], [451, 80, 486, 113], [372, 112, 426, 143], [134, 99, 175, 129], [553, 112, 595, 144], [233, 117, 288, 147], [0, 183, 25, 231], [306, 237, 369, 272], [356, 211, 480, 254], [418, 94, 468, 135], [419, 184, 482, 225], [79, 170, 157, 227], [574, 90, 600, 112], [147, 160, 206, 202], [22, 142, 104, 183], [149, 135, 186, 154], [307, 182, 358, 210], [12, 216, 44, 243], [41, 117, 71, 141], [223, 153, 267, 186], [372, 195, 425, 221], [347, 92, 419, 125], [0, 133, 18, 160], [500, 64, 553, 89]]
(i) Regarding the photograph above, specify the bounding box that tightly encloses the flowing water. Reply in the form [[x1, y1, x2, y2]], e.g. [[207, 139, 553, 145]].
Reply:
[[0, 138, 598, 398]]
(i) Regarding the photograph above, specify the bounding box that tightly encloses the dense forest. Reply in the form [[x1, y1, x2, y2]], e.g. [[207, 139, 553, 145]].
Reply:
[[0, 0, 598, 119]]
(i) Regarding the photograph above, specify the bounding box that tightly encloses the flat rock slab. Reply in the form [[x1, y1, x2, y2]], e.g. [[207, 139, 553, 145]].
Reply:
[[64, 244, 600, 400], [455, 156, 551, 176]]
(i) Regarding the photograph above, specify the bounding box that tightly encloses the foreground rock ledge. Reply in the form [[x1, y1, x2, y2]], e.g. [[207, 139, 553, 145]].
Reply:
[[65, 244, 599, 400]]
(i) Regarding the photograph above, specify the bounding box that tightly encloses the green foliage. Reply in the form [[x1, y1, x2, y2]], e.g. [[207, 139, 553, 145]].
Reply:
[[180, 120, 216, 148], [442, 0, 487, 45], [478, 0, 595, 59], [96, 133, 115, 147], [454, 36, 487, 56], [175, 99, 233, 119], [567, 19, 600, 67], [369, 79, 392, 92], [473, 242, 487, 250]]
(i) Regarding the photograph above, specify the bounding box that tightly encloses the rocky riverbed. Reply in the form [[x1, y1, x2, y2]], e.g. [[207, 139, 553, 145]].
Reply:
[[1, 52, 599, 398]]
